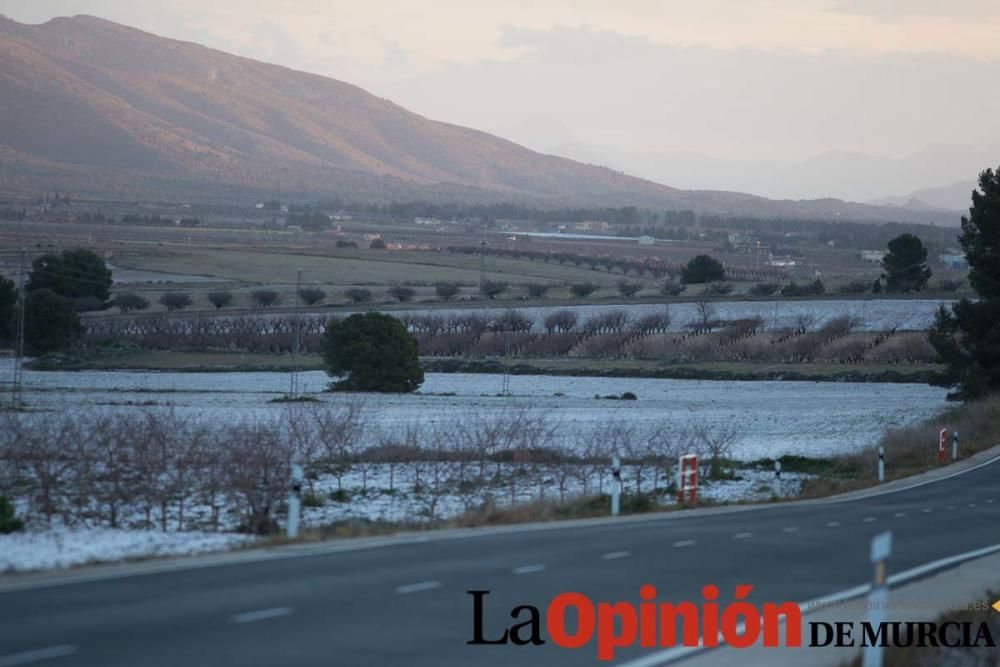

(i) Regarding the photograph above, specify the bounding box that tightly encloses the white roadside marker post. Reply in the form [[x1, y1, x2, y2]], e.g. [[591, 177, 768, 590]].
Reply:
[[863, 531, 892, 667], [287, 463, 304, 539], [611, 455, 622, 517], [952, 430, 959, 461], [773, 460, 782, 497], [878, 446, 885, 483]]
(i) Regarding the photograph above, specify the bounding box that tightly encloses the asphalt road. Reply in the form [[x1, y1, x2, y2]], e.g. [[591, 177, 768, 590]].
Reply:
[[1, 457, 999, 667]]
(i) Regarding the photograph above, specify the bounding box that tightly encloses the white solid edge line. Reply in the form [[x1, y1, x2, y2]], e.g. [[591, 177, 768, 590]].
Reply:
[[231, 606, 292, 624], [0, 645, 78, 666], [6, 453, 999, 593], [395, 580, 441, 594], [823, 452, 1000, 505], [613, 541, 1000, 667]]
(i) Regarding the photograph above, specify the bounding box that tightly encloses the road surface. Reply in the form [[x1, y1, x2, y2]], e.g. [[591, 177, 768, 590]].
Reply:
[[2, 455, 999, 666]]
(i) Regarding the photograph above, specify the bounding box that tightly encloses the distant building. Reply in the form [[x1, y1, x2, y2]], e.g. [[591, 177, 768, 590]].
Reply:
[[575, 220, 610, 232], [768, 258, 797, 268], [861, 250, 886, 264], [414, 217, 443, 226], [939, 254, 968, 270], [638, 235, 656, 245]]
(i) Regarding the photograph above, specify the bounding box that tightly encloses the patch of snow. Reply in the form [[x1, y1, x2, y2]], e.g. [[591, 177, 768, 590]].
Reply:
[[0, 527, 253, 574]]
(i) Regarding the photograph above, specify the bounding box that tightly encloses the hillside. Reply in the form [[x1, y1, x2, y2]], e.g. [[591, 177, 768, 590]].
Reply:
[[0, 14, 955, 223]]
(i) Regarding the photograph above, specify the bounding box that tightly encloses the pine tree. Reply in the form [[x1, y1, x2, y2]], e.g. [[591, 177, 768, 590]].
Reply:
[[929, 167, 1000, 399]]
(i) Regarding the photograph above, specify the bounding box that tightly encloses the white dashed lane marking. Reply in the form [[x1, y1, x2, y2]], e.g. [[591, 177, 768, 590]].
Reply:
[[894, 512, 907, 518], [512, 564, 546, 575], [733, 532, 753, 540], [601, 551, 631, 560], [826, 521, 841, 528], [231, 607, 293, 624], [672, 540, 697, 548], [0, 645, 78, 666], [395, 581, 442, 595], [782, 526, 799, 533], [863, 517, 877, 523]]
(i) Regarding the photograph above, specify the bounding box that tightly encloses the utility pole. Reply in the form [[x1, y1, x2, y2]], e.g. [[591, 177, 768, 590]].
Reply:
[[289, 269, 302, 398], [11, 249, 26, 410], [479, 219, 487, 291], [502, 325, 511, 397]]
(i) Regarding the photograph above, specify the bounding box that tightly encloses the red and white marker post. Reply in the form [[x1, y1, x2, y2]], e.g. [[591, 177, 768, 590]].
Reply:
[[678, 454, 698, 505]]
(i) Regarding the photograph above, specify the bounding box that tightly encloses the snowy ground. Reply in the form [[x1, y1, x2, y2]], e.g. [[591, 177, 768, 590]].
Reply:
[[1, 462, 805, 574], [0, 527, 252, 574]]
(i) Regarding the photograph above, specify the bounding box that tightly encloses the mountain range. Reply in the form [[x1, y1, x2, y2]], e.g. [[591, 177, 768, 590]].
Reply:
[[491, 119, 988, 212], [0, 14, 963, 224]]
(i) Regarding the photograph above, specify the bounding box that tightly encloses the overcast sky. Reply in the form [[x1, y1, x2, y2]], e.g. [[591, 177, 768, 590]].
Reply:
[[3, 0, 999, 163]]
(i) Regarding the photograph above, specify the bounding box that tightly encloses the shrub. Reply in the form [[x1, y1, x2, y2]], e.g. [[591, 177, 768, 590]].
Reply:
[[570, 282, 598, 298], [345, 288, 373, 304], [73, 295, 107, 312], [387, 286, 416, 303], [524, 283, 550, 298], [159, 291, 192, 311], [298, 287, 326, 305], [435, 283, 461, 301], [0, 496, 25, 534], [660, 279, 686, 296], [302, 492, 325, 508], [749, 283, 780, 296], [781, 279, 825, 296], [329, 489, 351, 503], [837, 280, 869, 295], [335, 239, 358, 248], [681, 255, 725, 284], [207, 290, 233, 309], [113, 293, 149, 314], [936, 277, 965, 293], [369, 238, 387, 250], [704, 281, 734, 296], [617, 280, 643, 298], [480, 280, 508, 299], [250, 289, 281, 308]]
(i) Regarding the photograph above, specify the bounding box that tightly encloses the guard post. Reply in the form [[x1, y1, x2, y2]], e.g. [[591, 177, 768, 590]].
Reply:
[[863, 531, 892, 667], [611, 455, 622, 516], [678, 454, 698, 505], [287, 463, 304, 539]]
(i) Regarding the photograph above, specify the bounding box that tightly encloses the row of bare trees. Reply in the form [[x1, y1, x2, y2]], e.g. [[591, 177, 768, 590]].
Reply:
[[0, 405, 742, 531], [81, 307, 931, 364]]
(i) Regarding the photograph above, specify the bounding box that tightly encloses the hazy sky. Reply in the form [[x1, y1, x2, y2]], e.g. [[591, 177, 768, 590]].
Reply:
[[3, 0, 1000, 162]]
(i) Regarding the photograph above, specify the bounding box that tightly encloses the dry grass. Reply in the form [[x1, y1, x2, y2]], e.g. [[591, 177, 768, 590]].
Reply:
[[803, 394, 1000, 496]]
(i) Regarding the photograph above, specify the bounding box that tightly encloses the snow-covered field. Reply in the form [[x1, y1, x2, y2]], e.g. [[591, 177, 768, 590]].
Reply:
[[11, 366, 949, 459]]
